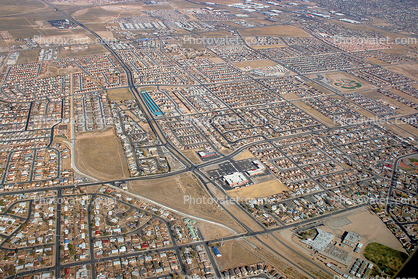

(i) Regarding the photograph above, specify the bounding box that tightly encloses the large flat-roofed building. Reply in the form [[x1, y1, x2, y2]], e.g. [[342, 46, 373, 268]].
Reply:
[[342, 231, 362, 247], [247, 160, 266, 176], [302, 229, 334, 252], [224, 172, 248, 187]]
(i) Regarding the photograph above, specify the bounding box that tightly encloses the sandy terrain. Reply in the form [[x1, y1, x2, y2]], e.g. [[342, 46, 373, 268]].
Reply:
[[227, 179, 289, 200], [181, 149, 203, 165], [233, 60, 278, 69], [107, 88, 134, 102], [239, 26, 311, 37], [293, 100, 338, 128], [214, 239, 264, 270], [324, 207, 405, 252], [222, 203, 264, 232], [75, 127, 130, 180], [198, 223, 235, 240], [233, 149, 255, 161], [129, 172, 245, 233], [385, 63, 418, 81]]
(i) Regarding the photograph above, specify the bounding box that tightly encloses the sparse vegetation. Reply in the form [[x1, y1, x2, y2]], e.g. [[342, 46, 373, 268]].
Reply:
[[363, 242, 408, 277]]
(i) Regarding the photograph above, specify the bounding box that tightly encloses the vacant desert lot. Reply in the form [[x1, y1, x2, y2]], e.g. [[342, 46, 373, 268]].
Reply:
[[214, 240, 264, 270], [107, 88, 134, 102], [239, 25, 311, 37], [129, 172, 245, 233], [76, 127, 130, 180], [227, 179, 289, 200]]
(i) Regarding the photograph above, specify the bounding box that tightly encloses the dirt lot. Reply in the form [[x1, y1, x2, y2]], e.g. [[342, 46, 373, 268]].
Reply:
[[385, 121, 418, 138], [361, 90, 413, 114], [239, 26, 310, 37], [214, 239, 264, 270], [75, 127, 130, 180], [198, 223, 235, 240], [129, 172, 245, 233], [59, 44, 109, 59], [39, 65, 81, 79], [293, 100, 338, 128], [219, 148, 234, 155], [385, 63, 418, 81], [233, 149, 255, 161], [192, 0, 238, 4], [227, 179, 289, 200], [107, 88, 134, 102], [0, 0, 47, 16], [33, 34, 93, 45], [324, 207, 405, 252], [16, 49, 39, 64], [233, 60, 277, 69], [172, 0, 205, 8], [181, 149, 203, 165]]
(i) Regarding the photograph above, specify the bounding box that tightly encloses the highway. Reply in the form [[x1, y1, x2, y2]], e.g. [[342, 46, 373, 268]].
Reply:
[[8, 2, 413, 278]]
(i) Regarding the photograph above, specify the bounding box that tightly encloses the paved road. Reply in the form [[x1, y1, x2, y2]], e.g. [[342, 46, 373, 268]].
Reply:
[[12, 2, 414, 278]]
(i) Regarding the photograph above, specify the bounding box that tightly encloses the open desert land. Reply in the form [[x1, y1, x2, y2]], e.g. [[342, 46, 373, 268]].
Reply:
[[0, 17, 46, 39], [1, 10, 82, 38], [366, 57, 391, 66], [239, 25, 311, 38], [181, 35, 207, 50], [370, 17, 393, 26], [0, 0, 49, 17], [171, 0, 206, 8], [107, 88, 135, 102], [213, 239, 265, 270], [324, 207, 405, 252], [389, 87, 418, 103], [16, 49, 39, 64], [227, 179, 289, 201], [73, 6, 136, 24], [385, 121, 418, 138], [360, 90, 415, 115], [280, 92, 304, 100], [293, 100, 339, 128], [384, 63, 418, 81], [219, 147, 234, 156], [34, 33, 93, 45], [250, 43, 288, 50], [39, 64, 82, 78], [306, 81, 336, 95], [233, 59, 278, 70], [75, 127, 130, 180], [191, 0, 240, 4], [245, 18, 280, 26], [198, 223, 236, 240], [207, 182, 227, 201], [180, 149, 203, 165], [129, 172, 246, 233], [138, 85, 158, 91], [59, 44, 109, 59], [232, 149, 255, 161]]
